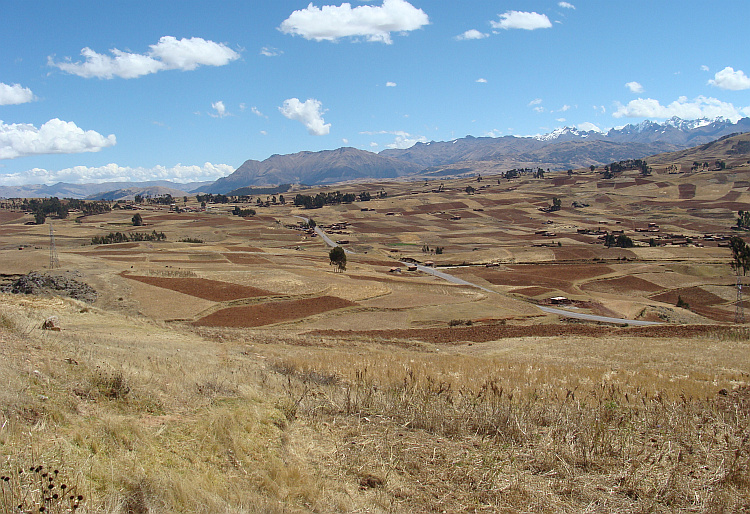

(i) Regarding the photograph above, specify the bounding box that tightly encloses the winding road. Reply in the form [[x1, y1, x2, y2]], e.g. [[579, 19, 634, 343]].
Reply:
[[299, 214, 661, 326]]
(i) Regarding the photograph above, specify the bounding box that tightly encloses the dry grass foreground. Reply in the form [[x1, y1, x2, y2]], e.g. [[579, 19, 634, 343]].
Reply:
[[1, 292, 749, 513]]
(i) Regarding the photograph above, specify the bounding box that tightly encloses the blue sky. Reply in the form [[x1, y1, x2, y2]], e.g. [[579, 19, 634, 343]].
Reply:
[[1, 0, 748, 186]]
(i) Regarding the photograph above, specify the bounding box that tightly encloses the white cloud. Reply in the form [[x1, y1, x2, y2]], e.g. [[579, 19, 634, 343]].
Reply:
[[370, 142, 378, 147], [0, 162, 233, 186], [701, 65, 710, 72], [528, 98, 543, 106], [342, 138, 349, 144], [386, 81, 397, 87], [577, 122, 601, 132], [558, 2, 575, 8], [251, 106, 267, 118], [48, 36, 240, 79], [613, 95, 750, 122], [260, 46, 283, 57], [0, 83, 35, 105], [625, 81, 644, 93], [491, 11, 552, 30], [210, 101, 229, 118], [533, 106, 544, 113], [708, 67, 750, 91], [0, 118, 116, 159], [483, 129, 502, 137], [455, 29, 489, 40], [558, 104, 571, 112], [279, 0, 429, 44], [594, 105, 606, 114], [556, 118, 566, 122], [359, 129, 426, 149], [476, 78, 487, 83], [279, 98, 331, 136], [260, 130, 268, 136]]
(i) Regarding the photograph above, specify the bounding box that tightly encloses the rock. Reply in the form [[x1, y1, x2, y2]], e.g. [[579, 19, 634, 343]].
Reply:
[[1, 271, 97, 303], [41, 316, 60, 331]]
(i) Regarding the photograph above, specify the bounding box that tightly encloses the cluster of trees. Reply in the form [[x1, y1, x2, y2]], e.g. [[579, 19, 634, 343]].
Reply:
[[601, 159, 651, 179], [293, 191, 369, 209], [691, 160, 726, 171], [421, 244, 444, 254], [195, 193, 231, 204], [232, 206, 256, 217], [21, 197, 69, 224], [91, 231, 166, 245], [604, 233, 634, 248], [68, 199, 111, 216], [737, 210, 750, 230]]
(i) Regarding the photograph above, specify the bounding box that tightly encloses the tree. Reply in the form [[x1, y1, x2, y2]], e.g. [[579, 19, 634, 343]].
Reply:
[[730, 236, 750, 277], [132, 213, 143, 226], [329, 246, 346, 272], [34, 211, 46, 225]]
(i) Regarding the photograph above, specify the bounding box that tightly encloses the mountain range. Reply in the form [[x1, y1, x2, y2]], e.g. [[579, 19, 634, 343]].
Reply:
[[2, 117, 748, 199]]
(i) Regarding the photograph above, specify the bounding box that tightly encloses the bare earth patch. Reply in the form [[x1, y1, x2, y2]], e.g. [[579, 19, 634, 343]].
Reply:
[[193, 296, 357, 327], [122, 274, 273, 301]]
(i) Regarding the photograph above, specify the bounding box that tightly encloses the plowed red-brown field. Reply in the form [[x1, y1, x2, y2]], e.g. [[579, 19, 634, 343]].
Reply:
[[308, 323, 727, 344], [222, 253, 272, 265], [582, 276, 664, 295], [193, 296, 356, 327], [122, 274, 273, 301]]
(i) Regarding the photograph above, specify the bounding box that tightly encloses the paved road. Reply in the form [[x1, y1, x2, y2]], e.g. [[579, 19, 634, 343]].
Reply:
[[403, 263, 661, 326], [297, 215, 660, 326], [295, 216, 355, 254]]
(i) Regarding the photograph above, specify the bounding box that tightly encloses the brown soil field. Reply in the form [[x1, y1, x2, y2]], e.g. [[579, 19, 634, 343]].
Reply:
[[456, 264, 614, 294], [222, 253, 272, 265], [307, 321, 730, 344], [679, 183, 697, 199], [651, 285, 725, 307], [122, 274, 273, 301], [193, 295, 356, 327], [510, 286, 556, 297], [581, 275, 664, 295], [0, 212, 27, 223]]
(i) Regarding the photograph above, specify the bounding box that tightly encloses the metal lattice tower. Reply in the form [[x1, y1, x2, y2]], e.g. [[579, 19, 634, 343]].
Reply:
[[736, 274, 744, 324], [49, 223, 59, 269]]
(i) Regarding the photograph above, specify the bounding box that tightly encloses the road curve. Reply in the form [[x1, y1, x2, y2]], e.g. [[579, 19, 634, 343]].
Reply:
[[295, 215, 660, 326]]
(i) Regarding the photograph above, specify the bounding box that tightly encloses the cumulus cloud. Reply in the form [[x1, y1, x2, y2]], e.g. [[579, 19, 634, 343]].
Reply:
[[279, 0, 429, 44], [48, 36, 240, 79], [455, 29, 489, 40], [359, 129, 426, 149], [251, 106, 267, 118], [0, 118, 116, 160], [709, 67, 750, 91], [260, 46, 283, 57], [210, 101, 229, 118], [0, 162, 233, 186], [491, 11, 552, 30], [528, 98, 543, 106], [476, 78, 487, 83], [0, 83, 35, 105], [386, 81, 397, 87], [577, 122, 602, 132], [558, 2, 575, 8], [279, 98, 331, 136], [613, 95, 750, 122], [625, 81, 644, 93], [701, 65, 710, 72]]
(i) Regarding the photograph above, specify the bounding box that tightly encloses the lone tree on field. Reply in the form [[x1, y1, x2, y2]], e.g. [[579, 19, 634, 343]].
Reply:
[[132, 213, 143, 226], [329, 246, 346, 272], [730, 235, 750, 323]]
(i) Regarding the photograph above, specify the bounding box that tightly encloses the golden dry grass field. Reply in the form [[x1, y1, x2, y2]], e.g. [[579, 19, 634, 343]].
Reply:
[[1, 156, 749, 512]]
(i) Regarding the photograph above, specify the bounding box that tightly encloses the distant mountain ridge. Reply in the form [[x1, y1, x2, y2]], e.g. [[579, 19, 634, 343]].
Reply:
[[204, 147, 422, 193], [0, 180, 213, 200], [3, 117, 748, 197]]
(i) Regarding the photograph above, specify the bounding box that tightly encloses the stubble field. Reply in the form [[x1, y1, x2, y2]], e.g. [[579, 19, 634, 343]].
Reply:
[[1, 158, 749, 512]]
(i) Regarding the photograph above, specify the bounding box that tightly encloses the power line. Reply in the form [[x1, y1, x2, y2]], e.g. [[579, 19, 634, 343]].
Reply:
[[49, 223, 59, 270]]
